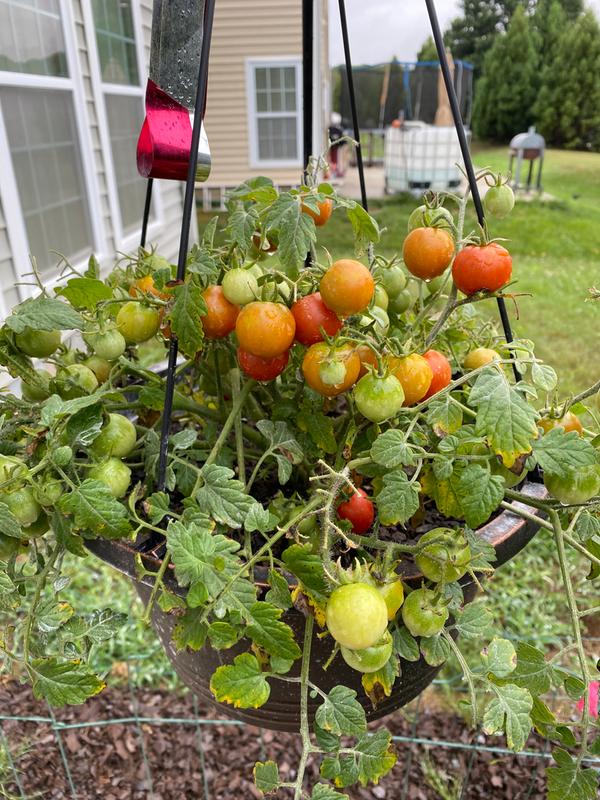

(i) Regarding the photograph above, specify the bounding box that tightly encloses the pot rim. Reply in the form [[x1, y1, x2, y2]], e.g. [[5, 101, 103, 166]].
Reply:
[[85, 481, 548, 595]]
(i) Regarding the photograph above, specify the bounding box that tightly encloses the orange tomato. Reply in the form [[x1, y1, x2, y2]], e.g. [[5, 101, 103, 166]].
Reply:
[[403, 227, 455, 280], [320, 260, 375, 317], [201, 285, 239, 339], [388, 353, 433, 406], [356, 344, 379, 379], [302, 197, 333, 227], [539, 412, 584, 436], [422, 350, 452, 400], [129, 274, 171, 300], [235, 301, 296, 358], [302, 343, 361, 397]]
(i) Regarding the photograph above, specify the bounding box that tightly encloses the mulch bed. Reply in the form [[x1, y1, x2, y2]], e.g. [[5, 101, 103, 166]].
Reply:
[[1, 682, 549, 799]]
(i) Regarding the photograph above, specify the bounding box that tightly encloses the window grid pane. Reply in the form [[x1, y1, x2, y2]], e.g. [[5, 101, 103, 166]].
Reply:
[[0, 0, 67, 76], [105, 93, 148, 234], [254, 65, 298, 162], [92, 0, 139, 86], [0, 87, 93, 275]]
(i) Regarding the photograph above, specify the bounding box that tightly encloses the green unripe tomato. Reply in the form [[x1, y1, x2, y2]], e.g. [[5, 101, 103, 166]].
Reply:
[[34, 477, 63, 507], [222, 269, 259, 306], [378, 579, 405, 620], [326, 583, 388, 650], [341, 630, 393, 673], [21, 369, 52, 402], [544, 464, 600, 505], [0, 455, 28, 486], [247, 264, 264, 280], [359, 306, 390, 336], [91, 413, 137, 458], [83, 329, 126, 361], [0, 486, 41, 527], [143, 253, 172, 273], [14, 328, 61, 358], [89, 458, 131, 498], [26, 512, 50, 538], [408, 205, 454, 232], [0, 532, 24, 559], [401, 587, 449, 638], [415, 528, 471, 583], [373, 284, 389, 311], [484, 184, 515, 219], [426, 272, 449, 295], [83, 356, 111, 384], [52, 446, 73, 467], [389, 281, 419, 314], [354, 373, 405, 423], [379, 265, 407, 297], [57, 364, 98, 399], [116, 301, 160, 344]]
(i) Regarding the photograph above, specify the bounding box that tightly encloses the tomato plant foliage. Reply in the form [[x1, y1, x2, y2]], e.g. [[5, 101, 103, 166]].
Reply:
[[0, 170, 598, 799]]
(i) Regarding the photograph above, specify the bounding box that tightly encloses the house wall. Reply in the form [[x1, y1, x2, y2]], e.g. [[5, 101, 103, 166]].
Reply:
[[203, 0, 329, 191]]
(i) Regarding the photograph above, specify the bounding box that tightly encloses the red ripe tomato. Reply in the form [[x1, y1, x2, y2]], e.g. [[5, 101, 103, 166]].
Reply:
[[452, 242, 512, 296], [422, 350, 452, 400], [337, 488, 375, 534], [235, 301, 296, 358], [237, 347, 289, 381], [403, 227, 455, 280], [320, 260, 375, 317], [539, 412, 584, 436], [201, 285, 239, 339], [291, 292, 343, 345], [302, 197, 333, 227]]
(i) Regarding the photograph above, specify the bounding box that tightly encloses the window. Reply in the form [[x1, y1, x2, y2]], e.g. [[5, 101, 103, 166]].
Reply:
[[247, 60, 302, 167], [91, 0, 151, 239], [0, 0, 97, 287]]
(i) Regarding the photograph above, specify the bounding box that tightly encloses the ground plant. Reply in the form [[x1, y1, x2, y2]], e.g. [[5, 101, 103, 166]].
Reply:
[[0, 164, 598, 799]]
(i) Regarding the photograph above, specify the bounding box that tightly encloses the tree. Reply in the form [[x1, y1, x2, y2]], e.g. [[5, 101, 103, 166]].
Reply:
[[534, 9, 600, 150], [472, 6, 539, 142], [417, 37, 439, 63]]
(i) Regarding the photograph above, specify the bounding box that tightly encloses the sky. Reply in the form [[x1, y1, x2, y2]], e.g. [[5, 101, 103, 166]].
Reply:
[[328, 0, 600, 65]]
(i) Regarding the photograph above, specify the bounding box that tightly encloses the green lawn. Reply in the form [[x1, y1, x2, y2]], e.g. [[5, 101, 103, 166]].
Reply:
[[315, 146, 600, 393]]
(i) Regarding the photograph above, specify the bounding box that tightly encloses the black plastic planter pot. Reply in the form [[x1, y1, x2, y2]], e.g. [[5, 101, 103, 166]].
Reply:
[[86, 482, 546, 733]]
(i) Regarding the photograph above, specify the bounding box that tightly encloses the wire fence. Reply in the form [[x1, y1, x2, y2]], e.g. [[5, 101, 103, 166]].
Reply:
[[2, 642, 599, 800]]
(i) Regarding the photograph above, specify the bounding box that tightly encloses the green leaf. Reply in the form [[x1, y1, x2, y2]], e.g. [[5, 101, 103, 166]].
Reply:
[[172, 607, 208, 651], [210, 653, 270, 708], [30, 658, 105, 706], [243, 601, 301, 661], [265, 569, 293, 610], [0, 502, 25, 539], [168, 280, 206, 358], [253, 760, 279, 795], [547, 749, 599, 800], [531, 362, 557, 392], [482, 683, 533, 751], [322, 730, 395, 788], [393, 626, 420, 661], [481, 637, 517, 678], [208, 622, 241, 650], [186, 246, 219, 282], [376, 470, 420, 525], [421, 463, 465, 520], [315, 686, 367, 736], [145, 492, 171, 524], [5, 295, 84, 333], [228, 205, 259, 255], [65, 403, 104, 447], [64, 609, 127, 643], [256, 420, 303, 485], [574, 510, 600, 542], [297, 407, 337, 454], [420, 634, 450, 667], [426, 395, 463, 435], [40, 392, 111, 428], [58, 480, 132, 539], [314, 722, 341, 753], [464, 528, 497, 572], [228, 176, 278, 204], [171, 429, 197, 450], [36, 599, 74, 633], [311, 785, 349, 800], [454, 604, 494, 639], [196, 464, 257, 528], [281, 544, 329, 607], [55, 278, 113, 310], [468, 367, 538, 468], [244, 504, 277, 533], [533, 428, 599, 479], [266, 194, 316, 271], [346, 203, 380, 254], [370, 430, 416, 468], [458, 465, 505, 528], [511, 642, 554, 694]]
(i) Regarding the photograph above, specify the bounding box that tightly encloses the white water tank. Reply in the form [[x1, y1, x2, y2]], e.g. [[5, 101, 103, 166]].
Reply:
[[384, 123, 468, 194]]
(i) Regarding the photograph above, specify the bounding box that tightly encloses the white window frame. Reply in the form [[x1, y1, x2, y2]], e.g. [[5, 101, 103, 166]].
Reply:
[[81, 0, 163, 255], [245, 57, 302, 170], [0, 0, 109, 300]]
